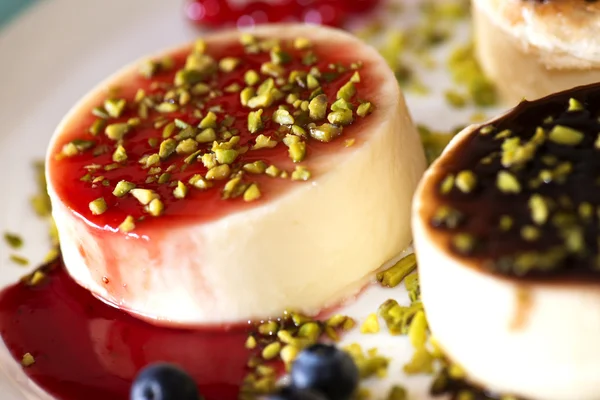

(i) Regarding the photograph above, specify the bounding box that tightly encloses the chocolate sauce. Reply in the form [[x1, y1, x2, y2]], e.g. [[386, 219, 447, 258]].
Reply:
[[430, 82, 600, 282]]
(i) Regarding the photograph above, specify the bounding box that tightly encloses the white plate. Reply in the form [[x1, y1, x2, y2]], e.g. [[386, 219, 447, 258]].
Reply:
[[0, 1, 505, 399]]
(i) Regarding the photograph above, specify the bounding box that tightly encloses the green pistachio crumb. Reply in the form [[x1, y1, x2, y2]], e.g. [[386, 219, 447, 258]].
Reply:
[[265, 165, 281, 178], [147, 198, 164, 217], [130, 188, 158, 205], [89, 119, 106, 136], [309, 123, 342, 142], [4, 233, 23, 249], [215, 148, 239, 164], [89, 198, 107, 215], [248, 109, 264, 134], [21, 353, 35, 367], [357, 102, 374, 117], [104, 98, 126, 118], [189, 174, 212, 190], [176, 138, 199, 155], [376, 254, 417, 288], [118, 216, 136, 232], [155, 102, 179, 113], [452, 233, 475, 254], [173, 181, 188, 199], [242, 184, 261, 202], [253, 134, 278, 150], [360, 313, 380, 334], [112, 145, 127, 163], [10, 254, 29, 266], [309, 94, 328, 120], [139, 59, 159, 78], [529, 194, 549, 225], [294, 37, 312, 50], [444, 90, 466, 108], [567, 98, 584, 112], [455, 170, 477, 193], [344, 138, 355, 147], [440, 174, 454, 194], [548, 125, 584, 146], [273, 109, 295, 125], [327, 109, 354, 126], [497, 171, 521, 193], [219, 57, 240, 72], [113, 180, 135, 197], [105, 123, 130, 141], [521, 225, 540, 241], [291, 166, 311, 181], [206, 164, 231, 180], [403, 347, 434, 375], [499, 215, 513, 231], [387, 385, 407, 400], [195, 128, 216, 143], [262, 342, 281, 360], [337, 81, 356, 101]]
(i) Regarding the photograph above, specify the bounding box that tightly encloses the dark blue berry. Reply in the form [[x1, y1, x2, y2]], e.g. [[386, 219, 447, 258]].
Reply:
[[265, 386, 328, 400], [290, 343, 359, 400], [130, 363, 201, 400]]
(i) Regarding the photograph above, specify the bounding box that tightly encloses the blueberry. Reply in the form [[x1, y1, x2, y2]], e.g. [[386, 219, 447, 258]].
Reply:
[[130, 363, 201, 400], [265, 386, 328, 400], [290, 344, 359, 400]]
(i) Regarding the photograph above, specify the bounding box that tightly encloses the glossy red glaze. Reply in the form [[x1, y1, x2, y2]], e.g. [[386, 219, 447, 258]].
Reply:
[[48, 40, 378, 232], [0, 260, 255, 400]]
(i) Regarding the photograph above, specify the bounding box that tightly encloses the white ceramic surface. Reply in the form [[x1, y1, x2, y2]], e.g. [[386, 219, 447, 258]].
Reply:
[[0, 1, 503, 398]]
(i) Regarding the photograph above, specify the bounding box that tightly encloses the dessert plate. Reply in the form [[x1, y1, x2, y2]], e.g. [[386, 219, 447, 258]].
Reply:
[[0, 0, 502, 398]]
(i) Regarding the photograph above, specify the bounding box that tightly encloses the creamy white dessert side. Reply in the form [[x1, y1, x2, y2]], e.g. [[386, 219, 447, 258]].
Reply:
[[413, 82, 600, 400], [473, 0, 600, 104], [46, 24, 426, 327]]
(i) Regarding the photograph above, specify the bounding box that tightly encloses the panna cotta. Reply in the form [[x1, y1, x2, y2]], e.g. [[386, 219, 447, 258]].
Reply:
[[473, 0, 600, 104], [46, 24, 426, 327], [413, 82, 600, 400]]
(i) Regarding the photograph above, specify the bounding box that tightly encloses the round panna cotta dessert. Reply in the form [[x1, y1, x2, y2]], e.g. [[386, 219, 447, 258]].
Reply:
[[413, 82, 600, 400], [473, 0, 600, 104], [46, 24, 426, 327]]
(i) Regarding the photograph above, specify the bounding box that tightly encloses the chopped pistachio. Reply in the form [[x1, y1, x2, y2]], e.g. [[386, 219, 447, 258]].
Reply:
[[273, 109, 295, 125], [240, 87, 256, 107], [291, 166, 311, 181], [155, 102, 179, 113], [356, 102, 374, 117], [89, 198, 107, 215], [112, 145, 127, 163], [189, 174, 212, 190], [439, 174, 455, 194], [327, 109, 354, 126], [113, 180, 135, 197], [147, 198, 164, 217], [130, 188, 159, 205], [344, 138, 355, 147], [157, 173, 171, 184], [568, 98, 584, 112], [176, 138, 199, 155], [219, 57, 240, 72], [4, 233, 23, 249], [360, 313, 380, 334], [104, 98, 126, 118], [309, 123, 342, 142], [215, 148, 239, 164], [262, 342, 281, 360], [265, 165, 281, 178], [199, 111, 217, 129], [89, 119, 106, 136], [139, 59, 158, 78], [529, 194, 549, 225], [118, 216, 136, 232], [499, 215, 513, 231], [248, 92, 275, 109], [206, 164, 231, 180], [337, 81, 356, 101], [444, 90, 466, 108], [173, 181, 188, 199], [408, 311, 427, 349], [195, 128, 217, 143], [10, 254, 29, 266], [377, 254, 417, 288], [21, 353, 35, 367], [548, 125, 585, 146], [261, 61, 285, 77], [308, 94, 328, 120], [306, 74, 319, 90], [521, 225, 540, 241], [244, 70, 260, 86], [452, 233, 475, 254], [455, 170, 477, 193], [387, 385, 407, 400], [403, 347, 434, 375], [201, 153, 217, 169], [248, 109, 264, 134], [105, 123, 130, 141], [497, 171, 521, 193], [253, 134, 278, 150]]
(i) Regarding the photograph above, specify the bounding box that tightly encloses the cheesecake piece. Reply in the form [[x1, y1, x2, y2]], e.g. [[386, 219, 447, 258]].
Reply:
[[46, 24, 426, 327], [413, 83, 600, 400], [473, 0, 600, 104]]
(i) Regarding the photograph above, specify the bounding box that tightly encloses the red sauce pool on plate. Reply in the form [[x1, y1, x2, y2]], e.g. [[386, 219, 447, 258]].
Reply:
[[0, 259, 253, 400]]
